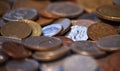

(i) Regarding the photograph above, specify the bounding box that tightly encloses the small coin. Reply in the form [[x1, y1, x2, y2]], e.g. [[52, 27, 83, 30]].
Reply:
[[96, 5, 120, 22], [47, 2, 84, 18], [23, 36, 62, 51], [63, 55, 98, 71], [2, 41, 32, 59], [5, 59, 39, 71], [97, 35, 120, 51], [42, 24, 62, 37], [113, 0, 120, 5], [3, 8, 38, 21], [71, 41, 105, 58], [0, 51, 9, 64], [87, 23, 118, 40], [1, 21, 32, 39]]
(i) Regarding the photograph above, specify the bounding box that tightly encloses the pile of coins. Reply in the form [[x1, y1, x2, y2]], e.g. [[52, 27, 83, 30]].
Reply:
[[0, 0, 120, 71]]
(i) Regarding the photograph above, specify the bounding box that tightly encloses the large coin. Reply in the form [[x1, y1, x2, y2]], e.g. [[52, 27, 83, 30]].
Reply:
[[47, 2, 84, 18], [3, 8, 38, 21], [23, 36, 62, 51], [1, 21, 32, 39], [96, 5, 120, 22]]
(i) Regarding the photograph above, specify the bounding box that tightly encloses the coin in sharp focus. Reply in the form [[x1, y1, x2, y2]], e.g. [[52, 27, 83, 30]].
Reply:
[[96, 5, 120, 22], [42, 24, 62, 37], [23, 36, 62, 51], [21, 20, 42, 36], [46, 2, 84, 18], [97, 35, 120, 51], [113, 0, 120, 6], [72, 19, 96, 27], [87, 23, 118, 40], [0, 50, 9, 64], [71, 41, 105, 58], [1, 21, 32, 39], [3, 8, 38, 21], [63, 55, 98, 71], [5, 59, 39, 71]]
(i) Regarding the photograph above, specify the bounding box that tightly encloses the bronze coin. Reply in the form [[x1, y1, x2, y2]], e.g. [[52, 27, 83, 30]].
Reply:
[[0, 51, 9, 64], [1, 21, 32, 39], [87, 23, 118, 40], [47, 2, 84, 18], [71, 41, 105, 58], [96, 5, 120, 22], [3, 8, 38, 21], [2, 41, 32, 59], [97, 35, 120, 51], [23, 36, 62, 51], [113, 0, 120, 5], [5, 59, 39, 71]]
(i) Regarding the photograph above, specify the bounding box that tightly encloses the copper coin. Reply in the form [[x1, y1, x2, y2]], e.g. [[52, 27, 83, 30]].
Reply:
[[97, 35, 120, 51], [3, 8, 38, 21], [1, 21, 32, 39], [96, 5, 120, 22], [23, 36, 62, 51], [37, 17, 54, 26], [47, 2, 84, 18], [0, 51, 9, 64], [71, 41, 105, 58], [113, 0, 120, 5], [72, 19, 96, 27], [87, 23, 118, 40], [42, 24, 62, 36], [2, 41, 32, 59], [5, 59, 39, 71], [63, 55, 98, 71]]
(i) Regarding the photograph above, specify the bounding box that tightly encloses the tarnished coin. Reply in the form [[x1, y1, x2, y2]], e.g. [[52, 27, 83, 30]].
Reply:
[[47, 2, 84, 18], [71, 41, 105, 58], [0, 51, 9, 64], [5, 59, 39, 71], [23, 36, 62, 51], [113, 0, 120, 5], [3, 8, 38, 21], [87, 23, 117, 40], [63, 55, 98, 71], [1, 21, 32, 39], [42, 24, 62, 36], [96, 5, 120, 22], [97, 35, 120, 51]]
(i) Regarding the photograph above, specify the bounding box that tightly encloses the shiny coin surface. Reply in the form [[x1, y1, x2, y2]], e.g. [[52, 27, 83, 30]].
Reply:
[[97, 35, 120, 51], [23, 36, 62, 51], [71, 41, 105, 58], [96, 5, 120, 22], [1, 21, 32, 39], [113, 0, 120, 5], [63, 55, 98, 71], [42, 24, 62, 36], [5, 59, 39, 71], [2, 41, 31, 59], [47, 2, 84, 17], [87, 23, 117, 40], [0, 51, 9, 64], [3, 8, 38, 21]]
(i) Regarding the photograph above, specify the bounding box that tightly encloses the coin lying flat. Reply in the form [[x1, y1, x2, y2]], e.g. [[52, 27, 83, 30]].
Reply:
[[87, 23, 117, 40], [42, 24, 62, 37], [97, 35, 120, 51], [113, 0, 120, 5], [1, 21, 32, 39], [5, 59, 39, 71], [3, 8, 38, 21], [96, 5, 120, 22], [71, 41, 105, 58], [23, 36, 62, 51], [47, 2, 84, 18]]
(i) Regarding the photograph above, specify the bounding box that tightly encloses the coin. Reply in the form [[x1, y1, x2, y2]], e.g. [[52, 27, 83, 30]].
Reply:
[[42, 24, 62, 37], [47, 2, 84, 18], [2, 41, 32, 59], [63, 55, 98, 71], [113, 0, 120, 5], [23, 36, 62, 51], [0, 51, 9, 64], [71, 41, 105, 58], [1, 21, 32, 39], [97, 35, 120, 51], [87, 23, 118, 40], [5, 59, 39, 71], [96, 5, 120, 22], [3, 8, 38, 21]]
